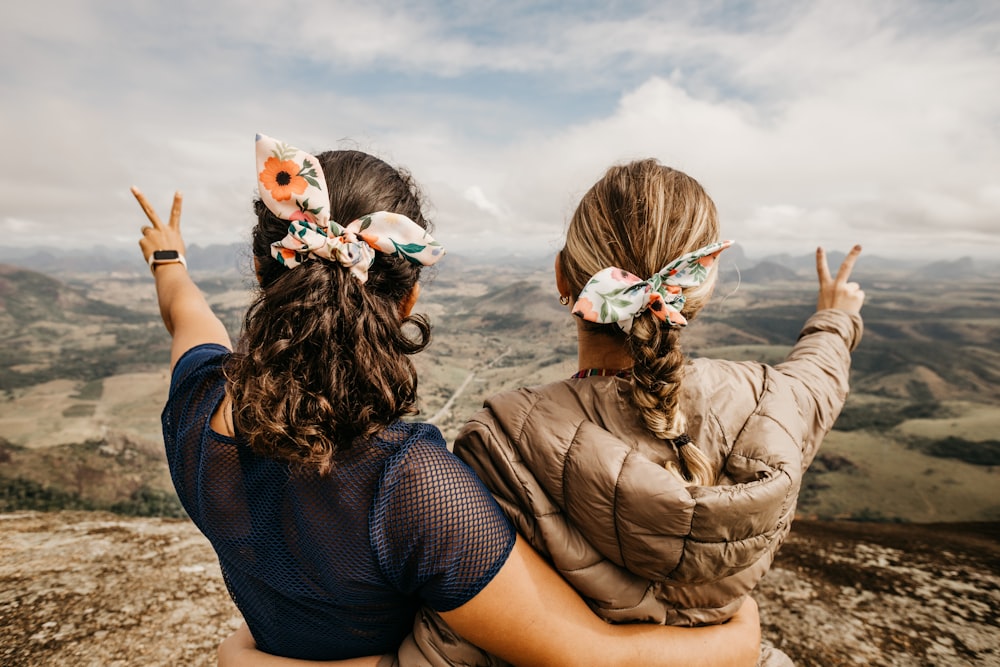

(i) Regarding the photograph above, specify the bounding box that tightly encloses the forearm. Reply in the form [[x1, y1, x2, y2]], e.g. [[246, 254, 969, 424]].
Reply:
[[152, 263, 212, 335], [440, 537, 761, 667], [150, 262, 232, 368], [217, 623, 391, 667], [220, 647, 385, 667], [603, 616, 759, 667]]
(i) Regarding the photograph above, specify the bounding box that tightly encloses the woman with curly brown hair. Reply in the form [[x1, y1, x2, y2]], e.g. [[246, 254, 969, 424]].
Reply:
[[134, 137, 761, 666]]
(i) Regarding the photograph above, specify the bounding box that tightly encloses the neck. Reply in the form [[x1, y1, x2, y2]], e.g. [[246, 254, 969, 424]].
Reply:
[[575, 323, 632, 372]]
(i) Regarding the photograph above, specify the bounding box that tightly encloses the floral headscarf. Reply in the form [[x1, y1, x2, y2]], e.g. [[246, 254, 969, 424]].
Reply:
[[572, 240, 733, 332], [256, 134, 444, 283]]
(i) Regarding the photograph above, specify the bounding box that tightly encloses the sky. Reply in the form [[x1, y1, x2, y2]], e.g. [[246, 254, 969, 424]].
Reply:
[[1, 0, 998, 262]]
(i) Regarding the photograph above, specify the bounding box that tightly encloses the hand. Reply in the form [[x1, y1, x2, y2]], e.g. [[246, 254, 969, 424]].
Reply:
[[816, 245, 865, 314], [131, 186, 187, 265]]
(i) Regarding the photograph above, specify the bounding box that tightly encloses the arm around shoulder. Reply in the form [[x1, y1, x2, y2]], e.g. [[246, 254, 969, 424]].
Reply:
[[439, 536, 761, 667]]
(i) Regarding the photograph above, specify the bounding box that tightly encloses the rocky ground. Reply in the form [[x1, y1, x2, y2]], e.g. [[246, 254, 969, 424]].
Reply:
[[0, 512, 997, 667]]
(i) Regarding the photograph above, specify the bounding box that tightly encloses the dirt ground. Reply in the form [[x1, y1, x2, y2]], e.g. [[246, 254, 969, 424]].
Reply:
[[0, 512, 997, 667]]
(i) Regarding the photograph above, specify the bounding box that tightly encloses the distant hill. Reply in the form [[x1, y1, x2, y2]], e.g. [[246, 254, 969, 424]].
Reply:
[[0, 244, 246, 276], [0, 264, 142, 325], [0, 265, 164, 391], [2, 255, 999, 524], [732, 259, 801, 283]]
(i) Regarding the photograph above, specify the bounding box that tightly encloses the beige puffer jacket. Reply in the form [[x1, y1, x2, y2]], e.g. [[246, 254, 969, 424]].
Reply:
[[399, 309, 862, 666]]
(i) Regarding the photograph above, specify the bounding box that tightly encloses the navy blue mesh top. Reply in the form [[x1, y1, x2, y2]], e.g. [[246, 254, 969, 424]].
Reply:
[[162, 344, 516, 660]]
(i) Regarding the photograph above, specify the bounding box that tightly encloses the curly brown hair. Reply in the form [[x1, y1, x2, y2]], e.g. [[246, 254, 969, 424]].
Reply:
[[558, 159, 721, 485], [226, 149, 432, 475]]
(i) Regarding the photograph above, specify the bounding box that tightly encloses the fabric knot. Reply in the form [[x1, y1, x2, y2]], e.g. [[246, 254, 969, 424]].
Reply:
[[572, 240, 733, 332], [256, 134, 445, 283]]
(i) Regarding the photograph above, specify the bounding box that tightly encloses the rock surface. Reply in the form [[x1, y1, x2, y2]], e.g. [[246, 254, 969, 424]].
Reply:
[[1, 512, 997, 666]]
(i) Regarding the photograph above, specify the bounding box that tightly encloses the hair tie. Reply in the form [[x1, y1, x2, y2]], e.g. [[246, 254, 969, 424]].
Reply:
[[572, 240, 733, 332], [255, 134, 444, 283]]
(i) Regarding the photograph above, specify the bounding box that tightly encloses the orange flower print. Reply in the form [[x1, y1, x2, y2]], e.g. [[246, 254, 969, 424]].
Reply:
[[667, 308, 688, 326], [697, 253, 718, 268], [572, 296, 601, 321], [647, 294, 667, 321], [259, 157, 308, 202]]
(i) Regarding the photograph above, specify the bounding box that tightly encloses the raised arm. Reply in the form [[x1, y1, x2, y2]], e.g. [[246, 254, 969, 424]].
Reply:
[[774, 245, 866, 466], [132, 187, 232, 368]]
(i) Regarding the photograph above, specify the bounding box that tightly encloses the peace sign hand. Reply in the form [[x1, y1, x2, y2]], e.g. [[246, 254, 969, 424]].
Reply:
[[131, 186, 187, 265], [816, 245, 865, 314]]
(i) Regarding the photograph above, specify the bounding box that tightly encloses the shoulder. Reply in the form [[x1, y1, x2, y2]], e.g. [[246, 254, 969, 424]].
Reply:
[[472, 380, 585, 434], [371, 421, 515, 606], [683, 358, 767, 432], [378, 421, 484, 502], [169, 343, 232, 393]]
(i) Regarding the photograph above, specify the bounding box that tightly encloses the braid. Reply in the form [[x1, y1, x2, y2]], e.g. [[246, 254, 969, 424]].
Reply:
[[628, 318, 684, 440], [628, 318, 715, 486]]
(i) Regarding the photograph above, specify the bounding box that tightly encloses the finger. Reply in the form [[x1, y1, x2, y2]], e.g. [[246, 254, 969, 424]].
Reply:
[[835, 244, 863, 284], [168, 191, 183, 230], [815, 247, 832, 285], [130, 186, 163, 228]]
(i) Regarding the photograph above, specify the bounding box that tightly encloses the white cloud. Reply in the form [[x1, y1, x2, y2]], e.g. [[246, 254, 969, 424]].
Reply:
[[463, 186, 505, 219], [0, 0, 997, 261]]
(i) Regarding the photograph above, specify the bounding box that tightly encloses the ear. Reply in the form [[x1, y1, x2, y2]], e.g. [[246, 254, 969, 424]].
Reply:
[[554, 252, 571, 301], [400, 283, 421, 318]]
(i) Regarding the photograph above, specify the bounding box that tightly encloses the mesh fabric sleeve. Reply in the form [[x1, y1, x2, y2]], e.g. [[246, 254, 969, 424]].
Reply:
[[372, 432, 516, 613], [161, 343, 233, 520]]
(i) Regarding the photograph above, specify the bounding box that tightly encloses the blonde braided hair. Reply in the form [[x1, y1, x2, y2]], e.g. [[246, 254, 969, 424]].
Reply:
[[559, 159, 720, 486]]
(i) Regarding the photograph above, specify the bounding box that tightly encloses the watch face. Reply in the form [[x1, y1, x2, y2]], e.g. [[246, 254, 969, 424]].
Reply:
[[153, 250, 180, 261]]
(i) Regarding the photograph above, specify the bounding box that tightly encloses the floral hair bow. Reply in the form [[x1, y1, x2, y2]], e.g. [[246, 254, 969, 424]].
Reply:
[[572, 240, 733, 332], [256, 134, 444, 283]]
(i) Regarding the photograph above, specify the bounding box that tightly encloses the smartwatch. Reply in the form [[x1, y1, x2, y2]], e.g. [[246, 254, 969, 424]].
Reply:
[[148, 249, 187, 272]]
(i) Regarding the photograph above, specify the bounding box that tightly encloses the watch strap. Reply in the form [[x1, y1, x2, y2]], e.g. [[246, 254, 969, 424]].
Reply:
[[148, 251, 187, 272]]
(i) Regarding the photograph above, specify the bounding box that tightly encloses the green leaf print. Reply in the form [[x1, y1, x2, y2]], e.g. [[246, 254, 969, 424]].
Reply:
[[391, 240, 428, 263], [599, 299, 619, 323], [687, 263, 707, 281], [272, 142, 296, 161]]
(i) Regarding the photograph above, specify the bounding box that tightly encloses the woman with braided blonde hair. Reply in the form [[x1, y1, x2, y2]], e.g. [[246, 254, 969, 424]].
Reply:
[[558, 158, 726, 486], [426, 158, 864, 666]]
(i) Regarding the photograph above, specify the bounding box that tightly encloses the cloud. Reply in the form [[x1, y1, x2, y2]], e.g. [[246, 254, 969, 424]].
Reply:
[[0, 0, 997, 261], [463, 186, 505, 219]]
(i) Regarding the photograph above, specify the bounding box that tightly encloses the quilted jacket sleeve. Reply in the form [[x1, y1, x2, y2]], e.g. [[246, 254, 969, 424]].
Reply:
[[773, 309, 863, 470]]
